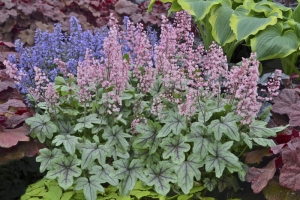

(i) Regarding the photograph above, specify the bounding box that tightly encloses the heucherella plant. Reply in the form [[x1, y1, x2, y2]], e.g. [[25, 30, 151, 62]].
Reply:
[[4, 16, 159, 106], [23, 11, 285, 200]]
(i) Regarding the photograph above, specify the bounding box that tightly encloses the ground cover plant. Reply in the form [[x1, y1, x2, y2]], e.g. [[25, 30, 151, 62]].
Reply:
[[149, 0, 300, 76], [3, 11, 288, 200]]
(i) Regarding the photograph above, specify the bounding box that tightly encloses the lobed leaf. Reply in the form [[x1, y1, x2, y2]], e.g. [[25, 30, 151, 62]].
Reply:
[[157, 112, 187, 137], [46, 156, 82, 190], [77, 140, 110, 169], [26, 114, 58, 143], [160, 135, 190, 164], [52, 135, 80, 155], [103, 125, 131, 152], [74, 176, 104, 200], [144, 162, 177, 196], [36, 148, 64, 172], [90, 164, 119, 186]]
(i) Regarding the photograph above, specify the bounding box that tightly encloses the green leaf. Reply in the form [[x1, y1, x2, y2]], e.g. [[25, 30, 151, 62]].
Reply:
[[186, 123, 209, 157], [157, 112, 187, 137], [209, 0, 236, 45], [110, 145, 130, 160], [203, 178, 217, 191], [60, 191, 74, 200], [252, 138, 276, 147], [178, 0, 221, 21], [26, 114, 58, 143], [144, 162, 177, 196], [249, 120, 277, 137], [230, 12, 278, 41], [208, 113, 241, 141], [74, 114, 101, 132], [46, 156, 82, 190], [133, 120, 162, 154], [251, 24, 298, 60], [112, 159, 146, 196], [77, 140, 110, 169], [90, 164, 119, 186], [205, 141, 241, 178], [57, 121, 75, 135], [160, 135, 190, 164], [133, 149, 161, 167], [55, 76, 67, 85], [36, 148, 64, 172], [103, 125, 131, 152], [174, 154, 203, 194], [52, 135, 80, 155], [74, 176, 104, 200]]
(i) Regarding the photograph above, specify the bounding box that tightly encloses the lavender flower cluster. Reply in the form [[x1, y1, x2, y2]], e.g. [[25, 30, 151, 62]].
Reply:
[[7, 16, 159, 102]]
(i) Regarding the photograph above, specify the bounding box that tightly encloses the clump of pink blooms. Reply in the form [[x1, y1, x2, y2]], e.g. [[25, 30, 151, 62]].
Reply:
[[27, 66, 50, 102], [258, 69, 281, 102], [4, 11, 283, 126]]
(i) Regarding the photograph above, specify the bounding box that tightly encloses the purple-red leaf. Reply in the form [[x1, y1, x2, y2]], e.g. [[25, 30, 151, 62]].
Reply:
[[0, 79, 14, 92], [0, 99, 26, 113], [246, 159, 276, 194], [114, 0, 138, 15], [243, 149, 272, 164], [0, 125, 30, 148], [279, 146, 300, 191], [272, 89, 300, 115], [287, 104, 300, 127]]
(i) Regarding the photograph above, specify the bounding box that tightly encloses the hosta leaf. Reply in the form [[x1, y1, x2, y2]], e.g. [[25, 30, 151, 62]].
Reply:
[[178, 0, 221, 21], [251, 23, 298, 61], [52, 135, 80, 155], [205, 141, 241, 178], [133, 120, 162, 154], [208, 112, 241, 141], [160, 135, 190, 164], [90, 164, 119, 186], [103, 125, 131, 152], [46, 156, 82, 190], [36, 148, 64, 172], [26, 114, 58, 143], [186, 123, 209, 157], [209, 0, 236, 45], [174, 154, 203, 194], [74, 114, 101, 132], [77, 140, 110, 169], [74, 176, 104, 200], [157, 112, 187, 137], [249, 120, 277, 137], [112, 159, 146, 196]]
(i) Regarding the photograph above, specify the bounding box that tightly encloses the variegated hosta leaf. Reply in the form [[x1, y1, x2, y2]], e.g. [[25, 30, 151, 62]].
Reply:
[[76, 140, 110, 169], [177, 0, 221, 21], [74, 176, 104, 200], [133, 120, 162, 154], [174, 154, 204, 194], [186, 123, 209, 158], [90, 164, 119, 186], [160, 135, 190, 164], [251, 23, 298, 60], [36, 148, 64, 172], [205, 141, 242, 178], [157, 112, 187, 137], [103, 125, 132, 152], [46, 156, 82, 190], [208, 112, 241, 141], [25, 113, 58, 143], [144, 161, 177, 196], [112, 159, 146, 196], [52, 135, 80, 155]]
